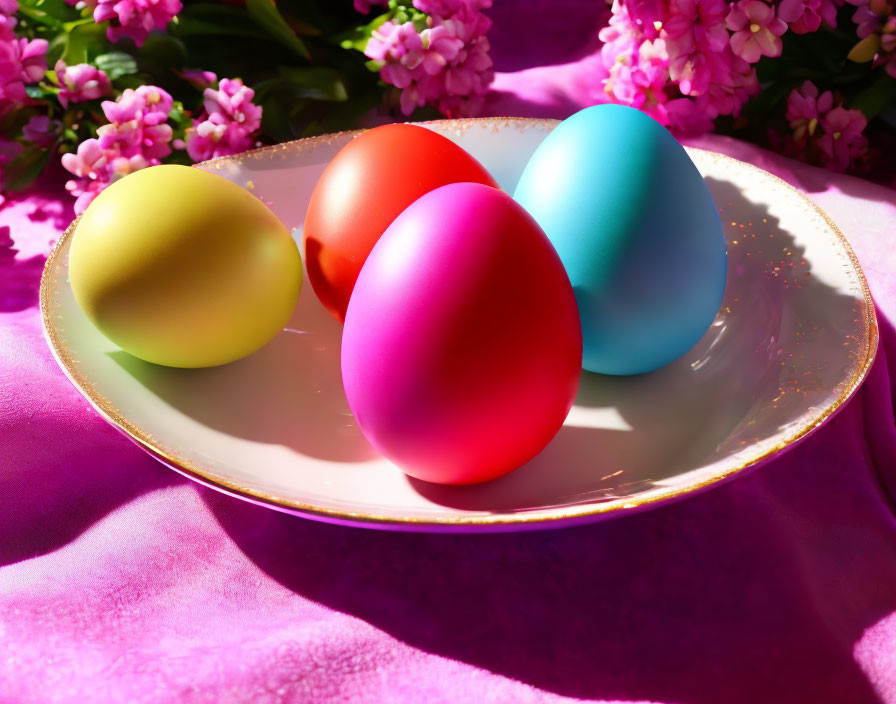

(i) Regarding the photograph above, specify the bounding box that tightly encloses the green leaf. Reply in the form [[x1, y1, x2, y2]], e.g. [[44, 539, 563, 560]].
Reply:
[[275, 66, 348, 101], [293, 89, 383, 136], [25, 84, 46, 99], [2, 146, 52, 192], [174, 11, 271, 41], [335, 11, 392, 51], [21, 0, 80, 23], [851, 72, 896, 120], [16, 2, 62, 28], [60, 21, 108, 64], [113, 72, 156, 90], [95, 51, 138, 80], [245, 0, 310, 59], [258, 96, 302, 142], [174, 18, 269, 40], [134, 34, 187, 75], [255, 68, 351, 140], [847, 34, 881, 63], [0, 109, 36, 137], [276, 0, 337, 34]]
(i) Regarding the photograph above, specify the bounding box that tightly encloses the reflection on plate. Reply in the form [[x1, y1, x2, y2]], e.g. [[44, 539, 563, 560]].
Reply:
[[40, 117, 878, 532]]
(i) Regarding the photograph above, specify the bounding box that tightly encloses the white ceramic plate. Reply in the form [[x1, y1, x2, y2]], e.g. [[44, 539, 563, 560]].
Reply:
[[41, 117, 878, 532]]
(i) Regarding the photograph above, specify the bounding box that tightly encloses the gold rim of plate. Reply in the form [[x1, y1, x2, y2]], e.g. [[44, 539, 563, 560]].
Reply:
[[39, 116, 880, 528]]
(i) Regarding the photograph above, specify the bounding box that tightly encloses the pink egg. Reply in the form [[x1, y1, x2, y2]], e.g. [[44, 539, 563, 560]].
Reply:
[[341, 182, 582, 485]]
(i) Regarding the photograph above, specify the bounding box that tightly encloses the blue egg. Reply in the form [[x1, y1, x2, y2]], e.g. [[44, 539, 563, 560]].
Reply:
[[514, 104, 727, 375]]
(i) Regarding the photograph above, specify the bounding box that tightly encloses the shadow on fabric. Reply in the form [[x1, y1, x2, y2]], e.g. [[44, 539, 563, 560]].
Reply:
[[0, 226, 46, 313], [202, 199, 896, 703]]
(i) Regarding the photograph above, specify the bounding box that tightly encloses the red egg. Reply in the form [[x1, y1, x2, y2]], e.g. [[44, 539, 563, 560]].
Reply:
[[303, 123, 498, 322], [341, 183, 583, 485]]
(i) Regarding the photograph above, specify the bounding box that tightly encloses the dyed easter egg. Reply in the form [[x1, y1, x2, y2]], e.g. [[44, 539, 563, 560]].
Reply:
[[69, 164, 302, 368], [514, 105, 727, 375], [342, 183, 582, 485], [303, 123, 498, 322]]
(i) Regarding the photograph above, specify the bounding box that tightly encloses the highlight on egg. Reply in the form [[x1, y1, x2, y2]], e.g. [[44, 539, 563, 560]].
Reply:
[[68, 164, 302, 368], [341, 182, 583, 486], [303, 123, 498, 322], [514, 104, 727, 376]]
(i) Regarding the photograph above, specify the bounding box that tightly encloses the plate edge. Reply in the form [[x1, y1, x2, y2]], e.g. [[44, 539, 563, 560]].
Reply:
[[38, 116, 881, 529]]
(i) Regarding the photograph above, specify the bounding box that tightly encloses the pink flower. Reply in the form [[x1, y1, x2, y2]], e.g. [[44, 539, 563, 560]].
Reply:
[[0, 15, 15, 43], [185, 77, 262, 162], [185, 112, 259, 162], [618, 0, 667, 39], [98, 119, 173, 160], [414, 0, 492, 19], [181, 68, 217, 90], [61, 138, 106, 179], [55, 60, 112, 107], [0, 36, 47, 115], [354, 0, 387, 12], [364, 2, 494, 117], [63, 85, 175, 213], [601, 3, 675, 124], [817, 106, 867, 171], [666, 95, 716, 134], [778, 0, 840, 33], [202, 78, 261, 129], [62, 136, 154, 213], [852, 3, 896, 77], [852, 3, 886, 37], [22, 114, 59, 146], [726, 0, 788, 62], [17, 37, 46, 82], [881, 16, 896, 76], [93, 0, 182, 47], [421, 23, 464, 73], [61, 138, 109, 213], [700, 47, 758, 116], [786, 80, 833, 141], [667, 46, 718, 96], [664, 0, 729, 50], [136, 84, 173, 116], [101, 85, 171, 125], [367, 21, 424, 65], [603, 33, 673, 124], [0, 1, 17, 44], [781, 81, 868, 172]]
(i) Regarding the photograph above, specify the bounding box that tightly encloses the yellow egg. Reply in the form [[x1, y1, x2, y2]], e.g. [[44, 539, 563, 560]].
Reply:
[[69, 164, 302, 368]]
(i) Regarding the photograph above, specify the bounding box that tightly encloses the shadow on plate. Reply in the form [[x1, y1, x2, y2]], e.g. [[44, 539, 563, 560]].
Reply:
[[109, 277, 377, 464], [412, 176, 866, 510]]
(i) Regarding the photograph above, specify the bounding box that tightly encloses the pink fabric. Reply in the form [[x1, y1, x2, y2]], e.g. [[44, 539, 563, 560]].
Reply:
[[2, 2, 896, 701]]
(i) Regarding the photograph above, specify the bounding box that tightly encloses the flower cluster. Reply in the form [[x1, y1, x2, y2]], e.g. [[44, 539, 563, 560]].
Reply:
[[849, 0, 896, 77], [0, 0, 47, 115], [598, 0, 873, 137], [184, 76, 263, 162], [361, 0, 494, 116], [65, 0, 182, 47], [62, 85, 174, 213], [61, 73, 262, 211], [598, 0, 888, 173], [55, 60, 112, 107], [600, 0, 789, 136], [780, 80, 868, 170]]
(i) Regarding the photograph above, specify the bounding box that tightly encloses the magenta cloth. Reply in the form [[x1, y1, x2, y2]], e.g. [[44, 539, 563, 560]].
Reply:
[[2, 3, 896, 702]]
